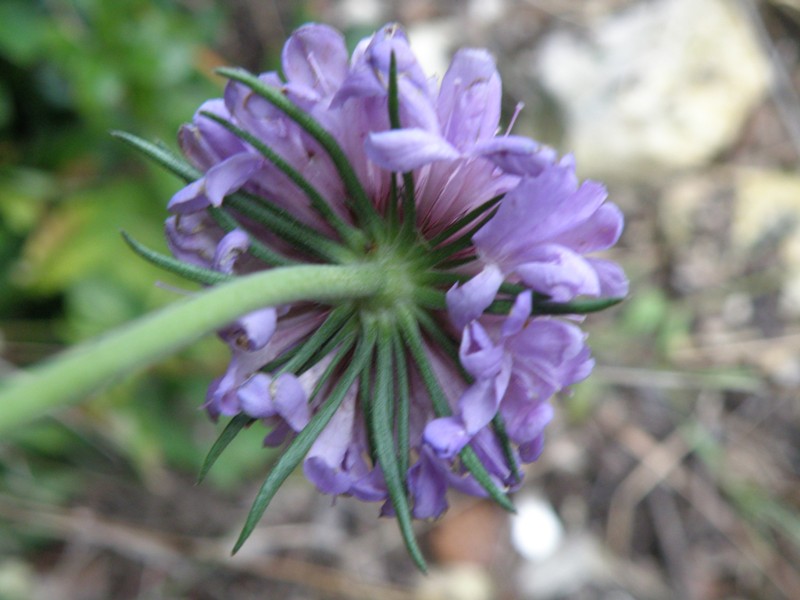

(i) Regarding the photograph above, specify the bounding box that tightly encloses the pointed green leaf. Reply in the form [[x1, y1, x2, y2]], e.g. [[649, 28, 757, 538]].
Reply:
[[535, 296, 625, 314], [372, 319, 427, 571], [111, 130, 200, 182], [486, 295, 626, 316], [492, 414, 521, 485], [392, 333, 411, 477], [121, 231, 230, 285], [198, 413, 255, 483]]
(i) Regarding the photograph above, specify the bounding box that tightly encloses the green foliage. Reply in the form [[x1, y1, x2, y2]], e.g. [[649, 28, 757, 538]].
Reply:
[[0, 0, 268, 506]]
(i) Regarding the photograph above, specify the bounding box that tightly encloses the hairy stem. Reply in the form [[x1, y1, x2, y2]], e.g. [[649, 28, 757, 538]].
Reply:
[[0, 264, 385, 433]]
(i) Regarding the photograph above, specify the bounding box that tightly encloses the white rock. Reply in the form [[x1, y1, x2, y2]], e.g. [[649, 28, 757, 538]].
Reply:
[[510, 494, 565, 563], [536, 0, 772, 181]]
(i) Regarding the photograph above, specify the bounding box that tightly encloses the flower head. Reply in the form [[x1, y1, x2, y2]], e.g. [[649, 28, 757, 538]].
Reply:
[[146, 22, 626, 569]]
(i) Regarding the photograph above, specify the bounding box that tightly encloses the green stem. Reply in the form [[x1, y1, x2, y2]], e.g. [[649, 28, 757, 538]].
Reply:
[[0, 264, 385, 433]]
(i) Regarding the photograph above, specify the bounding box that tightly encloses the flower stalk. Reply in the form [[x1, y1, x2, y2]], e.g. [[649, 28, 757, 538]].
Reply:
[[0, 264, 385, 433]]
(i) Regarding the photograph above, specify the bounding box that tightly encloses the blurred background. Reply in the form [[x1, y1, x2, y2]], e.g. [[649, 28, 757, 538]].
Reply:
[[1, 0, 799, 598]]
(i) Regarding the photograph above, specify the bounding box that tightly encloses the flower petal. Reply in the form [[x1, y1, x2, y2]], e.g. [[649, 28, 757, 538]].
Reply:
[[424, 416, 470, 459], [365, 128, 460, 172], [222, 307, 277, 352], [457, 378, 502, 435], [446, 263, 504, 330], [238, 374, 278, 419], [168, 179, 209, 214], [472, 136, 557, 176], [282, 24, 349, 97], [519, 434, 546, 463], [304, 388, 357, 494], [213, 229, 250, 274], [501, 291, 532, 339], [550, 202, 624, 254], [303, 456, 354, 495], [515, 245, 602, 302], [408, 447, 449, 519], [204, 153, 263, 207], [459, 321, 504, 380], [271, 373, 309, 431], [178, 99, 244, 170], [587, 257, 630, 298], [437, 48, 502, 149]]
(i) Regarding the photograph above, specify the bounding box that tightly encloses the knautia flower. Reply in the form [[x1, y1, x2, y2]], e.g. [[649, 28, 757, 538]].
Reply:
[[120, 23, 627, 570]]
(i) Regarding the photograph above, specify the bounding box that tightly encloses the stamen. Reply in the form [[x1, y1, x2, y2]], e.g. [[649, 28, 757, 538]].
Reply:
[[505, 101, 524, 135]]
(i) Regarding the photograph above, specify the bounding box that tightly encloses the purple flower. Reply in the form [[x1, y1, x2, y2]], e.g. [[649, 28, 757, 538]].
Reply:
[[149, 21, 627, 567]]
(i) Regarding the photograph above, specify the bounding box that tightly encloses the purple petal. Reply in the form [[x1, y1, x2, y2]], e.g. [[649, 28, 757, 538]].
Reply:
[[446, 263, 503, 330], [282, 24, 349, 96], [365, 128, 460, 172], [370, 24, 429, 91], [238, 374, 277, 419], [501, 291, 532, 339], [457, 378, 502, 435], [203, 376, 225, 421], [519, 434, 546, 463], [459, 321, 504, 380], [347, 459, 387, 502], [331, 65, 385, 106], [263, 421, 292, 447], [224, 307, 277, 352], [208, 367, 243, 417], [467, 428, 519, 488], [205, 153, 262, 207], [506, 319, 594, 392], [550, 202, 624, 253], [472, 136, 558, 176], [304, 388, 357, 493], [177, 99, 246, 172], [438, 49, 501, 149], [587, 258, 630, 298], [224, 74, 284, 126], [424, 416, 470, 459], [303, 456, 354, 495], [213, 229, 250, 274], [397, 77, 440, 132], [168, 179, 209, 213], [271, 373, 309, 431], [515, 245, 602, 302], [510, 319, 585, 366], [408, 448, 449, 519], [473, 162, 610, 264], [502, 394, 554, 446], [164, 212, 220, 267]]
